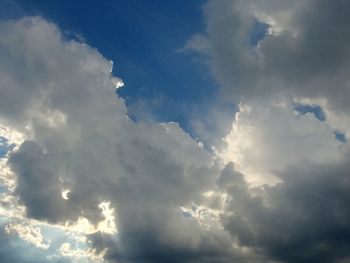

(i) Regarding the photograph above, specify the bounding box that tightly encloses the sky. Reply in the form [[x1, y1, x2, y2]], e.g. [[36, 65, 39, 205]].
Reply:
[[0, 0, 236, 147], [0, 0, 350, 263]]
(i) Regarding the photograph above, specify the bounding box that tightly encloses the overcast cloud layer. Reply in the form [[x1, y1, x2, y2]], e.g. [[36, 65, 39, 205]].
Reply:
[[1, 0, 350, 262]]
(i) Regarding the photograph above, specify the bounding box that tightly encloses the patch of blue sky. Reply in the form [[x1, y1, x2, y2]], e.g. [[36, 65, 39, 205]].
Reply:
[[249, 19, 269, 47], [0, 136, 15, 158], [294, 104, 346, 143], [334, 131, 346, 143], [12, 223, 95, 263], [39, 224, 70, 244], [0, 137, 15, 194], [0, 188, 8, 194], [0, 217, 9, 225], [0, 231, 53, 263], [0, 184, 8, 194], [181, 211, 192, 218], [294, 104, 326, 121]]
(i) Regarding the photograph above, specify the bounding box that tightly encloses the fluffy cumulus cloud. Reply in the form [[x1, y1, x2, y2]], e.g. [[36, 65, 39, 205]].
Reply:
[[0, 16, 259, 263], [2, 0, 350, 261], [185, 0, 350, 262], [187, 0, 350, 110]]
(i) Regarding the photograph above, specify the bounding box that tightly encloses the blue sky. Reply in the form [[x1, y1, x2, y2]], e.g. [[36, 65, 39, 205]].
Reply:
[[1, 0, 236, 145], [1, 1, 350, 263]]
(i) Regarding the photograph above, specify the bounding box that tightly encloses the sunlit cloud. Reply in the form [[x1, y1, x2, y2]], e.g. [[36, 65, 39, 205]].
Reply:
[[1, 1, 350, 262]]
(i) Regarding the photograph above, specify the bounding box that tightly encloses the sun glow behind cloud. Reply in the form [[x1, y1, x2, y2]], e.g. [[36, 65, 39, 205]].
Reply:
[[0, 131, 117, 262], [1, 1, 350, 262], [0, 16, 225, 262]]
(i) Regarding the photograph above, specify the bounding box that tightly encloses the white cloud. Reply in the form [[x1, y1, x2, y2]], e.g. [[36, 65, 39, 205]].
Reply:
[[185, 1, 350, 262], [0, 16, 246, 263], [5, 222, 50, 250], [2, 1, 350, 261], [187, 0, 350, 113], [218, 101, 346, 185]]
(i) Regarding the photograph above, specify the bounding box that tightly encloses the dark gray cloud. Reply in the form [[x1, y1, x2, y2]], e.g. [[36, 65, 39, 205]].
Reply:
[[100, 227, 238, 263], [89, 139, 256, 263], [9, 141, 79, 223], [220, 159, 350, 263], [259, 0, 350, 110], [187, 0, 350, 112]]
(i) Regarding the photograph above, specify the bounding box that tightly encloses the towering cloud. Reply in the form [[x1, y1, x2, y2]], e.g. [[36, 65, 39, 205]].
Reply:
[[1, 0, 350, 261], [185, 0, 350, 262], [0, 17, 255, 263]]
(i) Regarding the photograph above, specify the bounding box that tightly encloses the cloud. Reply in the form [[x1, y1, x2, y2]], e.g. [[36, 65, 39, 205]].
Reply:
[[218, 102, 345, 185], [2, 3, 350, 262], [0, 16, 256, 262], [186, 0, 350, 113], [220, 157, 350, 263], [0, 223, 69, 263], [5, 221, 50, 250], [185, 0, 350, 262]]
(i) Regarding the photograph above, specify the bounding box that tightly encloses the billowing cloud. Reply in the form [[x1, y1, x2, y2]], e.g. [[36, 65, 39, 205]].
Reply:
[[0, 16, 257, 262], [185, 0, 350, 262], [220, 157, 350, 263], [218, 102, 346, 185], [186, 0, 350, 113], [2, 0, 350, 261]]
